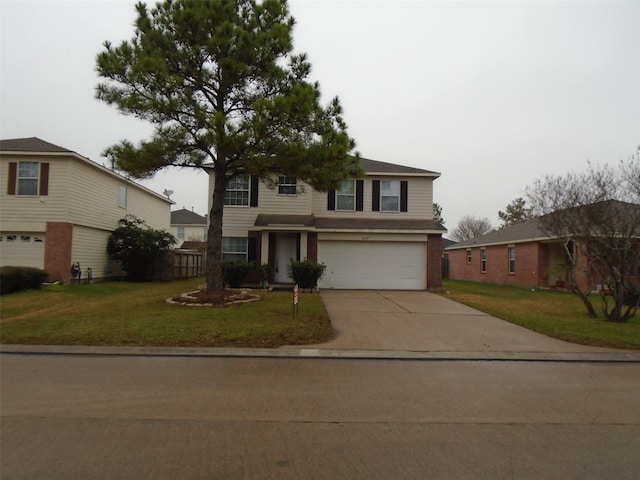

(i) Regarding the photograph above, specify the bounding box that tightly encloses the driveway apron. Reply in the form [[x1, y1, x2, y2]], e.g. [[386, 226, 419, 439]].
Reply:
[[298, 290, 623, 353]]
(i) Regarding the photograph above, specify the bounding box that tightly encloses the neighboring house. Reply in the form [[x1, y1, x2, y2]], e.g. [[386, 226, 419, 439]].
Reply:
[[205, 158, 446, 290], [170, 208, 208, 247], [0, 137, 173, 282], [445, 208, 640, 291]]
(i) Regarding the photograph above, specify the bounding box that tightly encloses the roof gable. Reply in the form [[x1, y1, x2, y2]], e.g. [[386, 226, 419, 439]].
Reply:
[[171, 208, 208, 225], [0, 137, 72, 153], [359, 157, 439, 176]]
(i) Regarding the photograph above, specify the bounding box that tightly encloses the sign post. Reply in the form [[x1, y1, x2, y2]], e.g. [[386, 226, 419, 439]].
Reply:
[[293, 284, 299, 317]]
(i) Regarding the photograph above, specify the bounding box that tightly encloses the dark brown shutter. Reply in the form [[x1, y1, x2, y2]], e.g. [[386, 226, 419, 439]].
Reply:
[[247, 236, 257, 263], [7, 162, 17, 195], [249, 175, 259, 207], [400, 181, 408, 212], [372, 180, 380, 211], [39, 163, 50, 196], [327, 189, 336, 210], [356, 180, 364, 211]]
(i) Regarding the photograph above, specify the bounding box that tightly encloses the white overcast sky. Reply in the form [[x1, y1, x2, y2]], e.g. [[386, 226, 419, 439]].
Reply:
[[1, 0, 639, 233]]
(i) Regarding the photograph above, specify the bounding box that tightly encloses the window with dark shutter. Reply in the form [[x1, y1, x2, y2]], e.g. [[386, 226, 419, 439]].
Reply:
[[356, 180, 364, 211], [372, 180, 380, 211], [39, 163, 49, 196], [327, 189, 336, 210], [400, 181, 408, 212], [7, 162, 17, 195], [250, 175, 259, 207]]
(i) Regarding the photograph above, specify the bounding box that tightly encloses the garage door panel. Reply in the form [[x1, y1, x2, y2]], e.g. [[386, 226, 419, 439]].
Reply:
[[318, 241, 426, 290]]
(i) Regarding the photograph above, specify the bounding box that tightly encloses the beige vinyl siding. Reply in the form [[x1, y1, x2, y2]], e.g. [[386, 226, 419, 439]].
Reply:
[[171, 225, 207, 242], [311, 176, 435, 219], [0, 155, 71, 231], [71, 225, 124, 279], [208, 174, 313, 236], [67, 160, 170, 231], [208, 173, 436, 236]]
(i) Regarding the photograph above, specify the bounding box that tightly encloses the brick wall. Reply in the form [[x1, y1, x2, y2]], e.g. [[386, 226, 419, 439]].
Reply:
[[44, 222, 73, 283], [427, 234, 443, 289], [448, 241, 546, 288]]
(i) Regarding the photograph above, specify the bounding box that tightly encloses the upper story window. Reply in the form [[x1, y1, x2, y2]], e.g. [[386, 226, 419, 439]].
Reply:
[[7, 161, 49, 196], [336, 179, 355, 211], [380, 180, 400, 212], [118, 185, 127, 208], [278, 176, 297, 195], [508, 246, 516, 274], [17, 162, 40, 195], [225, 175, 250, 206], [372, 179, 408, 212], [177, 227, 185, 240]]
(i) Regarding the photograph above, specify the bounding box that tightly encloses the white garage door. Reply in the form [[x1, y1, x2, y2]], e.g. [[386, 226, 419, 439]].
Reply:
[[318, 241, 426, 290], [0, 233, 45, 268]]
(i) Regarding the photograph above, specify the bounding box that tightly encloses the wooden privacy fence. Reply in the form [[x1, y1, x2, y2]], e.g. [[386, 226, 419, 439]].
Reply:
[[152, 249, 204, 281]]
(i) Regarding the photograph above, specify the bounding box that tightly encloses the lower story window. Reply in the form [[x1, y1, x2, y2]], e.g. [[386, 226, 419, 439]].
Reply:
[[222, 237, 248, 261], [508, 246, 516, 274], [481, 248, 487, 273]]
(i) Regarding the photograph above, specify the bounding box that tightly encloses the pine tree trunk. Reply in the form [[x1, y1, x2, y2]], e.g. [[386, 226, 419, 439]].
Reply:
[[206, 167, 227, 291]]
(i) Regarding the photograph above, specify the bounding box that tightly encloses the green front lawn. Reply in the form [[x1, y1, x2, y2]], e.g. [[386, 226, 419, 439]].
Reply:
[[441, 280, 640, 349], [0, 279, 332, 347]]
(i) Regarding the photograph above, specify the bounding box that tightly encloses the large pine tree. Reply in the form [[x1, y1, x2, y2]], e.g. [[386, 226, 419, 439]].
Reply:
[[96, 0, 360, 290]]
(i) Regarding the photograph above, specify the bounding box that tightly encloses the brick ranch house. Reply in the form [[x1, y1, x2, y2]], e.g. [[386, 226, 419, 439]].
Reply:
[[446, 208, 640, 292]]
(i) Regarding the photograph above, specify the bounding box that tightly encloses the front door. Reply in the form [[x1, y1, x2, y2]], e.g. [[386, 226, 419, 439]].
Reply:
[[275, 233, 298, 283]]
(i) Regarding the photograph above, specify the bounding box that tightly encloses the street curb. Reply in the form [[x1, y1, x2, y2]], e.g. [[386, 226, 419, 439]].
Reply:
[[1, 344, 639, 363]]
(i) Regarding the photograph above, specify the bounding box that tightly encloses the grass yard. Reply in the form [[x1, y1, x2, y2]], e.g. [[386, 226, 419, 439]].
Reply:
[[0, 278, 333, 348], [442, 280, 640, 349]]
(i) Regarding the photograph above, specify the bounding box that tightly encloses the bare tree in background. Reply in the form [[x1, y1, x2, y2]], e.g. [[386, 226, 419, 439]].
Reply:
[[526, 149, 640, 322], [450, 215, 493, 242]]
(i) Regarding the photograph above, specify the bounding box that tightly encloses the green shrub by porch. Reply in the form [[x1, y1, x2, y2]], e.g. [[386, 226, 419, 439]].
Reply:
[[288, 260, 327, 289], [222, 260, 253, 288]]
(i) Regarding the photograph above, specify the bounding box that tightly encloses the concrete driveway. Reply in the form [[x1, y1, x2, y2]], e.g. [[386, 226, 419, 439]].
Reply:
[[301, 290, 623, 354]]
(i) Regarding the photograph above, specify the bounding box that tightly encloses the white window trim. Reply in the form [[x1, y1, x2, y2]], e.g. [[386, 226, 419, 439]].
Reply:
[[508, 245, 516, 274], [480, 248, 487, 273], [278, 176, 297, 195], [466, 249, 472, 264], [336, 179, 356, 211], [17, 161, 40, 196], [222, 237, 248, 261], [380, 180, 400, 212], [225, 175, 250, 207], [118, 185, 127, 208]]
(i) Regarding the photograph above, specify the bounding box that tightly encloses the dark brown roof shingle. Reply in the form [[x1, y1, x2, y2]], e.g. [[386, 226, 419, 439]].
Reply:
[[0, 137, 72, 153]]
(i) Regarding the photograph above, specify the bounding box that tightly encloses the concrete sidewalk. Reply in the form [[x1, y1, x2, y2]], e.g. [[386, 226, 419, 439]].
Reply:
[[1, 290, 639, 362]]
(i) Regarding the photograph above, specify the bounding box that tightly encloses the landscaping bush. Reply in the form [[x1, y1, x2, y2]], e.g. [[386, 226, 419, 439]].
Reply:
[[288, 260, 326, 289], [222, 260, 253, 288], [1, 266, 48, 295]]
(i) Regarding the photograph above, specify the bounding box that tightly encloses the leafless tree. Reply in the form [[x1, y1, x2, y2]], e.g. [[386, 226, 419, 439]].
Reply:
[[450, 215, 493, 242], [526, 149, 640, 322]]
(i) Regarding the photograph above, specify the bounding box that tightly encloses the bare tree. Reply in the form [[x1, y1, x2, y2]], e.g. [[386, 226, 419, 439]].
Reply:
[[526, 150, 640, 322], [450, 215, 493, 242]]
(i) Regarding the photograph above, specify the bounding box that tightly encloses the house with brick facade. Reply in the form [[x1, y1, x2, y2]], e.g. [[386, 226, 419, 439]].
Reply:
[[0, 137, 173, 283], [205, 158, 446, 290], [446, 207, 640, 292]]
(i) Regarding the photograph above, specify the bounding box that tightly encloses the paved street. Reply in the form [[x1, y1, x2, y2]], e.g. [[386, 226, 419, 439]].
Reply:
[[2, 353, 639, 479]]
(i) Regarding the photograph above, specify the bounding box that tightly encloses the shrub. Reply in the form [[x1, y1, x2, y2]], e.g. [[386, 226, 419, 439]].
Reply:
[[222, 260, 253, 288], [288, 260, 326, 289], [107, 215, 176, 281], [1, 266, 48, 295]]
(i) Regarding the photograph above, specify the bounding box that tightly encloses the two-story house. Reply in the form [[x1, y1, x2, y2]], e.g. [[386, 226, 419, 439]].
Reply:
[[205, 158, 446, 290], [170, 208, 208, 247], [0, 137, 173, 282]]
